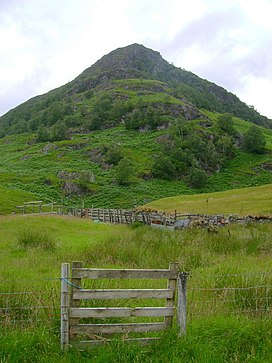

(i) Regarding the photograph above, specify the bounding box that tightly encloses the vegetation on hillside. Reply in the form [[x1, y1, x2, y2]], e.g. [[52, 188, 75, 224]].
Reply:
[[0, 107, 271, 213], [0, 114, 271, 212], [0, 44, 271, 140], [0, 44, 271, 211]]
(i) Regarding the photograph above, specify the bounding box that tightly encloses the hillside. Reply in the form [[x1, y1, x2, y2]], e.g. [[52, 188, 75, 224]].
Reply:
[[0, 116, 272, 213], [0, 44, 271, 138], [0, 44, 272, 211], [143, 183, 272, 215]]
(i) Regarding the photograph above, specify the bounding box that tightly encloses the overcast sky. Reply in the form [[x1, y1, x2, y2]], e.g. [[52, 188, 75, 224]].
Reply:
[[1, 0, 272, 119]]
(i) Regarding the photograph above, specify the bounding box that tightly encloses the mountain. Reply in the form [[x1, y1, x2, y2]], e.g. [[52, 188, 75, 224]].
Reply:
[[0, 43, 271, 138], [0, 44, 272, 211]]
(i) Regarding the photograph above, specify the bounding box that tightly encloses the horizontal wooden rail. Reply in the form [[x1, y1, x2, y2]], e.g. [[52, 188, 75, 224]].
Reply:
[[72, 268, 178, 279], [73, 288, 174, 300], [77, 337, 160, 346], [71, 322, 167, 334], [70, 307, 174, 318]]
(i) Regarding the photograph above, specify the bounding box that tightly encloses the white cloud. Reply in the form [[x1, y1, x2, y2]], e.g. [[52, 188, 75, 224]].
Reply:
[[237, 75, 272, 117], [0, 0, 271, 120]]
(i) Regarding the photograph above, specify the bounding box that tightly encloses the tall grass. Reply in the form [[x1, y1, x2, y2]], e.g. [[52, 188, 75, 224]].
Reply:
[[1, 317, 272, 362], [16, 228, 56, 250], [1, 216, 272, 361]]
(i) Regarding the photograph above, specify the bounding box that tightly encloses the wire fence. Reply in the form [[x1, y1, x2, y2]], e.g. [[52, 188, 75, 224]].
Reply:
[[1, 272, 272, 331], [0, 278, 60, 330], [187, 272, 272, 321]]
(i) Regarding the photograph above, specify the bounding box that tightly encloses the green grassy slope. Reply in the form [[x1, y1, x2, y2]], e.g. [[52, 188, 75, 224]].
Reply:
[[0, 111, 272, 213], [143, 183, 272, 215]]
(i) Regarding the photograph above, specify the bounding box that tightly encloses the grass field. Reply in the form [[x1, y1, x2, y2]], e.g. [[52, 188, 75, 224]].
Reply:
[[144, 183, 272, 215], [1, 215, 272, 361]]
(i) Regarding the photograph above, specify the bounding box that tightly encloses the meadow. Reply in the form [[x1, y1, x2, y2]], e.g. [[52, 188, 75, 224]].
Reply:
[[1, 214, 272, 362], [144, 183, 272, 215]]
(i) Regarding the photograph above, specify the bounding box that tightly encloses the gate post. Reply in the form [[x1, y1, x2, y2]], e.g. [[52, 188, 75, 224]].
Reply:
[[61, 263, 70, 351], [177, 272, 188, 336]]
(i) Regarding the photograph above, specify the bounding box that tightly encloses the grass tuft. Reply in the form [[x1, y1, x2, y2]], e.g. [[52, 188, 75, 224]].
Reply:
[[16, 228, 56, 250]]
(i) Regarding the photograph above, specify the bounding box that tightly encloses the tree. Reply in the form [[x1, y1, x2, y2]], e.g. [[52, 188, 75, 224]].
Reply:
[[242, 125, 266, 153], [115, 158, 134, 185], [169, 115, 186, 138], [152, 155, 177, 180], [36, 125, 50, 142], [51, 121, 69, 141], [78, 170, 95, 193], [124, 109, 143, 130], [217, 113, 237, 137], [189, 167, 207, 188], [105, 145, 123, 165]]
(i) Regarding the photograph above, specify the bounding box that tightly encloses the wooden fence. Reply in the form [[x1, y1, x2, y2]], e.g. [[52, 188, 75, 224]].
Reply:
[[61, 262, 188, 350], [16, 201, 272, 229]]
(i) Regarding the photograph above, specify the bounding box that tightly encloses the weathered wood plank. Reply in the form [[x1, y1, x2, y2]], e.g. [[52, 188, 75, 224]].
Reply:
[[177, 272, 188, 336], [71, 322, 166, 334], [72, 268, 178, 279], [165, 262, 179, 327], [73, 289, 174, 300], [76, 337, 160, 346], [61, 263, 70, 351], [70, 261, 83, 328], [70, 307, 174, 318]]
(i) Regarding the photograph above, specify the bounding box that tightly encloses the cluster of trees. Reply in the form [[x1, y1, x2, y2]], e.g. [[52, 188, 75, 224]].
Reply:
[[36, 122, 69, 142], [242, 124, 266, 154], [152, 116, 224, 187], [124, 106, 166, 130], [83, 95, 169, 132], [152, 114, 266, 188]]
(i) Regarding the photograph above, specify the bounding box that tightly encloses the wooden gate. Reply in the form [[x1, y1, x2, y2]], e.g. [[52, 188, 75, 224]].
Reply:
[[61, 261, 187, 350]]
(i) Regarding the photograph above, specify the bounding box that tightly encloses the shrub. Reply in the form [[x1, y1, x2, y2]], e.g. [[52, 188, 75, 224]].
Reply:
[[115, 157, 134, 185], [16, 229, 56, 250], [242, 125, 266, 153], [189, 167, 207, 188]]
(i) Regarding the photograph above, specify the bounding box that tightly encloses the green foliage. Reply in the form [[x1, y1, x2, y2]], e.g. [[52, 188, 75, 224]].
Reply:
[[115, 157, 134, 185], [78, 170, 95, 193], [243, 124, 266, 153], [0, 115, 271, 212], [36, 121, 69, 142], [188, 167, 208, 188], [36, 125, 50, 142], [104, 144, 123, 165], [152, 155, 177, 180], [151, 119, 235, 186], [217, 113, 237, 137]]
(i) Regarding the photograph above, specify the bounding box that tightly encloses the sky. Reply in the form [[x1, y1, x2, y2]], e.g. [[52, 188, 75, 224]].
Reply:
[[1, 0, 272, 119]]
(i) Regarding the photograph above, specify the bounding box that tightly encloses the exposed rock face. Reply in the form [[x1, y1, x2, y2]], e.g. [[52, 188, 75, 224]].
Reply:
[[87, 147, 111, 170], [61, 181, 82, 195], [41, 143, 57, 154], [259, 162, 272, 172], [57, 171, 80, 180]]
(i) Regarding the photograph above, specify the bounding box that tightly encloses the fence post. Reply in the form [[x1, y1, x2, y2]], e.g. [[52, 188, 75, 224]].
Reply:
[[165, 262, 179, 327], [61, 263, 70, 351], [177, 272, 188, 336], [70, 261, 83, 329]]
